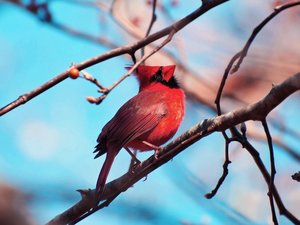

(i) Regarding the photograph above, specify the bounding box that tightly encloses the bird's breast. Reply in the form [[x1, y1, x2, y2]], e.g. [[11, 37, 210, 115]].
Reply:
[[127, 88, 185, 151]]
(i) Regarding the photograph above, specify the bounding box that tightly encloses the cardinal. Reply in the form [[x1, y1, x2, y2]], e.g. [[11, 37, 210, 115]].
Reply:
[[93, 65, 185, 204]]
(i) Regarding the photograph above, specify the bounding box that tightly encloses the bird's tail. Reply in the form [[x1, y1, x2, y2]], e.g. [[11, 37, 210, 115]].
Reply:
[[95, 151, 117, 206]]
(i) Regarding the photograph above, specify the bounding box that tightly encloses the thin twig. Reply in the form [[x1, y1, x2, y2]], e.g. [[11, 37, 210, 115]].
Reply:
[[106, 30, 176, 92], [214, 53, 241, 114], [261, 119, 278, 225], [81, 70, 107, 91], [212, 50, 240, 199], [141, 0, 157, 60], [205, 136, 233, 199], [89, 29, 176, 104], [83, 31, 177, 105]]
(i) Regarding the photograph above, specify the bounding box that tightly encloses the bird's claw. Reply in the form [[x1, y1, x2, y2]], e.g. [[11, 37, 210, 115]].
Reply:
[[128, 157, 142, 174]]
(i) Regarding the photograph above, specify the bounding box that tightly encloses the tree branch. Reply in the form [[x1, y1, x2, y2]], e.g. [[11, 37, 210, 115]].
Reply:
[[230, 127, 299, 224], [46, 72, 300, 225], [0, 0, 228, 117], [215, 1, 300, 115], [231, 1, 300, 74], [205, 135, 233, 199], [141, 0, 157, 59], [262, 119, 278, 225]]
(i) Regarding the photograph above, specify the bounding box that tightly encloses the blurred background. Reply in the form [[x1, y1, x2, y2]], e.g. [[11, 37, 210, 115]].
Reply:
[[0, 0, 300, 224]]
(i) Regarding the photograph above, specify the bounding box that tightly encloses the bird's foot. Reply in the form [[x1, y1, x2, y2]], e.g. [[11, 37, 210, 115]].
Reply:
[[141, 141, 161, 159], [129, 161, 141, 174], [125, 148, 141, 165], [125, 148, 141, 174]]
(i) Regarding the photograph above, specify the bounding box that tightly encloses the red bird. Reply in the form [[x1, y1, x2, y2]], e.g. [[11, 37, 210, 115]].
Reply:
[[93, 65, 185, 204]]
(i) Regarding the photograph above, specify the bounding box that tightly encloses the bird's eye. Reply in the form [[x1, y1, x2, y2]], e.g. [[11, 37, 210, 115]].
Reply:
[[150, 67, 164, 83], [157, 67, 163, 76]]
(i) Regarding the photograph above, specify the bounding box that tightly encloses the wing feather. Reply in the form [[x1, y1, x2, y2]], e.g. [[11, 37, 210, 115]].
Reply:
[[94, 91, 167, 158]]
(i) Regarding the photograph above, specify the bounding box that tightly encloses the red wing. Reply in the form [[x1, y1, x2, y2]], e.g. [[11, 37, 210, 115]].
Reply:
[[94, 91, 167, 158]]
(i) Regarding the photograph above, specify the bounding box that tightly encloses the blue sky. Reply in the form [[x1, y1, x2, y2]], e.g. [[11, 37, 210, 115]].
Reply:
[[1, 1, 299, 225]]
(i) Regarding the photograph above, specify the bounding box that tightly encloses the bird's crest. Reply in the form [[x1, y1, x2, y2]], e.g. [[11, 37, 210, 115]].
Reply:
[[126, 65, 176, 91]]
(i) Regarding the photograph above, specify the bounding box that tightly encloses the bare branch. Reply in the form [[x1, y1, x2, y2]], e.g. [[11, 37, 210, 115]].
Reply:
[[47, 72, 300, 225], [212, 2, 300, 204], [205, 136, 233, 199], [231, 1, 300, 74], [262, 119, 278, 225], [0, 0, 228, 117], [141, 0, 157, 59], [215, 53, 241, 114], [215, 1, 300, 115], [230, 127, 299, 224]]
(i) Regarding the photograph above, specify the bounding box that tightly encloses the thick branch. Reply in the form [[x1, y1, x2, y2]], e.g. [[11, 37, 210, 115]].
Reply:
[[47, 72, 300, 225]]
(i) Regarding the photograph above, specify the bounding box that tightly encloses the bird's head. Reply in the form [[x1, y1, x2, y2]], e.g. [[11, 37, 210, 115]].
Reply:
[[127, 65, 176, 91]]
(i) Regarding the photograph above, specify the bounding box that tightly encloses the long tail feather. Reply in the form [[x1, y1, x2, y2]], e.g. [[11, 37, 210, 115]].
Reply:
[[95, 151, 117, 205]]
